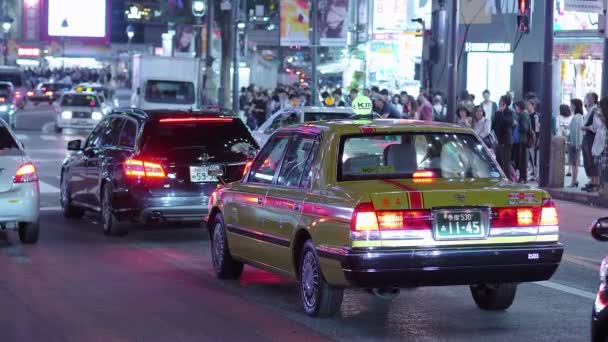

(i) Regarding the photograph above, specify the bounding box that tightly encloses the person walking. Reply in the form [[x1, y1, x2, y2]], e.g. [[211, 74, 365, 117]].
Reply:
[[568, 98, 584, 187], [481, 89, 498, 124], [588, 99, 607, 193], [526, 98, 541, 181], [513, 100, 531, 182], [493, 95, 515, 175], [582, 92, 600, 191]]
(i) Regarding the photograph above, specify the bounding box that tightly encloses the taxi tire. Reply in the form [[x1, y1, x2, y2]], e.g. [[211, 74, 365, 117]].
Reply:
[[211, 214, 243, 279], [470, 283, 517, 310], [61, 174, 85, 219], [18, 222, 39, 244], [299, 240, 344, 317], [101, 184, 128, 237]]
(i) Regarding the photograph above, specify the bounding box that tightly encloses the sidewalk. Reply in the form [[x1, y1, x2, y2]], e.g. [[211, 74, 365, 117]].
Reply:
[[542, 166, 608, 208]]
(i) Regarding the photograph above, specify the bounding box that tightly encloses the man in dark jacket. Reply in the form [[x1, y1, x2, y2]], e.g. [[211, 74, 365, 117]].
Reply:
[[492, 95, 515, 174]]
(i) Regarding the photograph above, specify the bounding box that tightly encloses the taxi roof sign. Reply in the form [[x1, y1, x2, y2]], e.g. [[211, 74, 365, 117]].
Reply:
[[351, 95, 373, 116]]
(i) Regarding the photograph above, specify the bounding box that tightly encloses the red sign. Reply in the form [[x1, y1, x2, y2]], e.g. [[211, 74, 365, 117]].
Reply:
[[22, 0, 41, 41], [18, 47, 41, 57]]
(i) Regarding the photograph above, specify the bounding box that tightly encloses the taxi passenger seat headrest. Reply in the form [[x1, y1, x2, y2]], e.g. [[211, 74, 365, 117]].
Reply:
[[384, 143, 417, 173]]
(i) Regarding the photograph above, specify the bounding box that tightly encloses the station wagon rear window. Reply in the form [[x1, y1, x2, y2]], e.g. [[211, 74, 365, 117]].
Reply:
[[339, 133, 501, 181]]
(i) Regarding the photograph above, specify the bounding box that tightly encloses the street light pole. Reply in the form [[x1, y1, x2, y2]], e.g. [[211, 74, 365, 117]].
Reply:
[[2, 17, 12, 66], [203, 0, 214, 102], [310, 0, 319, 105], [538, 0, 554, 187], [445, 0, 458, 124], [231, 0, 240, 113]]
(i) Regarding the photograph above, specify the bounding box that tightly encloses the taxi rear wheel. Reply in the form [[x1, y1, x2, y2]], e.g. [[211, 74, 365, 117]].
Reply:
[[470, 283, 517, 310], [299, 240, 344, 317], [211, 214, 243, 279]]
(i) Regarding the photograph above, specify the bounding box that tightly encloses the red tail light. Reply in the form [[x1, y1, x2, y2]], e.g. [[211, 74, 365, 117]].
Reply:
[[492, 201, 558, 228], [45, 91, 53, 96], [540, 200, 559, 226], [14, 91, 21, 98], [351, 202, 431, 232], [413, 170, 435, 178], [159, 117, 234, 123], [27, 91, 34, 97], [124, 159, 166, 178], [13, 162, 38, 183]]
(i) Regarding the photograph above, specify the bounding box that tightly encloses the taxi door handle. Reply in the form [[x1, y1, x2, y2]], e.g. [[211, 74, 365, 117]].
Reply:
[[257, 197, 264, 205]]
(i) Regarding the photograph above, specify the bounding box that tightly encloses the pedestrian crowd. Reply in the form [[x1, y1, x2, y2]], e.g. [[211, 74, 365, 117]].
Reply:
[[23, 67, 113, 89]]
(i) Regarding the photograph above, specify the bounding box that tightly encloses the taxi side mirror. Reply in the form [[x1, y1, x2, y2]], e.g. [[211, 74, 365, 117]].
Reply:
[[67, 139, 82, 151], [591, 217, 608, 242]]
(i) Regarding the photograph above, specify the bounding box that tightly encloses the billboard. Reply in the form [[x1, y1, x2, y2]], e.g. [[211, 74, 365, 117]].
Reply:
[[43, 0, 110, 44], [280, 0, 310, 46], [319, 0, 349, 46]]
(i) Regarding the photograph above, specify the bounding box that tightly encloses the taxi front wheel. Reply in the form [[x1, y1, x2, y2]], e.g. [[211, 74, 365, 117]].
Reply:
[[211, 214, 243, 279], [470, 283, 517, 310], [299, 240, 344, 317]]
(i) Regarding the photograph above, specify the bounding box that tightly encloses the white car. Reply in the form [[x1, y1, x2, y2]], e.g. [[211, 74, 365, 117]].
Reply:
[[0, 119, 40, 243], [73, 82, 119, 109], [252, 106, 355, 145], [55, 91, 110, 133]]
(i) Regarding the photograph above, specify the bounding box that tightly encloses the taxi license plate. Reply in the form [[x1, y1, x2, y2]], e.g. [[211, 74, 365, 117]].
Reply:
[[72, 120, 89, 126], [190, 166, 216, 183], [433, 209, 488, 240]]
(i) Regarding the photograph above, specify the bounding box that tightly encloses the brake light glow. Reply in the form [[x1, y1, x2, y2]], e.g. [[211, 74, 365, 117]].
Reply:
[[13, 162, 38, 183], [27, 91, 34, 97], [45, 91, 53, 96], [242, 160, 253, 178], [352, 202, 431, 232], [159, 117, 234, 123], [413, 170, 435, 178], [492, 201, 558, 228], [352, 203, 379, 231], [517, 208, 534, 226], [540, 202, 559, 226], [14, 91, 21, 98], [124, 159, 166, 178]]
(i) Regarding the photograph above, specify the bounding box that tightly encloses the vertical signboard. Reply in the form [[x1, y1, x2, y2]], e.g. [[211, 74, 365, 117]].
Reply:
[[280, 0, 310, 46], [318, 0, 349, 46], [22, 0, 41, 41], [372, 0, 407, 32]]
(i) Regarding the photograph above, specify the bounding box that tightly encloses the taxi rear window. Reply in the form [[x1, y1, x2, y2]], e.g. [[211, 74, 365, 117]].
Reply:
[[61, 94, 99, 107], [339, 133, 502, 181]]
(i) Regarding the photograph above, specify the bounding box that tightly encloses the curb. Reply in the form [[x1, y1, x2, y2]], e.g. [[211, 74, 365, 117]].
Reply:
[[546, 188, 608, 208]]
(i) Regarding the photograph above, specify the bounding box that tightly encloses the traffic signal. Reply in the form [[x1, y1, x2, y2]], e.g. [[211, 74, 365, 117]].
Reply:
[[517, 0, 531, 33]]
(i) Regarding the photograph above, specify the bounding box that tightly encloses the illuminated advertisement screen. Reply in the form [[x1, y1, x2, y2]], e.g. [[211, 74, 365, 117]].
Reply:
[[47, 0, 107, 38]]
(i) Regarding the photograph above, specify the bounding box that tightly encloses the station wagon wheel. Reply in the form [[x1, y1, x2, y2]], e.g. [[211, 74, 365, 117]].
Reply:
[[210, 213, 243, 279], [299, 240, 343, 317], [101, 183, 128, 237], [470, 283, 517, 310], [60, 173, 84, 219]]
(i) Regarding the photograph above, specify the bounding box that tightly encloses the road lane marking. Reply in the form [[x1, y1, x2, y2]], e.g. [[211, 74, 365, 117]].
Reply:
[[40, 135, 59, 141], [15, 134, 29, 141], [534, 281, 596, 300], [41, 122, 56, 133], [39, 181, 60, 193], [563, 253, 600, 270], [40, 206, 62, 211]]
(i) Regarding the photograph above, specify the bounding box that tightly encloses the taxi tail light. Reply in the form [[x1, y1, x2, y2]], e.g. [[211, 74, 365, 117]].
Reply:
[[124, 158, 166, 179], [540, 201, 559, 226], [242, 160, 253, 178], [491, 207, 541, 228], [13, 162, 38, 183], [26, 91, 34, 97], [352, 202, 431, 232]]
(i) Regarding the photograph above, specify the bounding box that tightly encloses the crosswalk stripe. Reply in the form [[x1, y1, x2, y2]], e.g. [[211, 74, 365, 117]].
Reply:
[[39, 181, 60, 194], [534, 281, 596, 300], [40, 135, 59, 141], [15, 134, 29, 141]]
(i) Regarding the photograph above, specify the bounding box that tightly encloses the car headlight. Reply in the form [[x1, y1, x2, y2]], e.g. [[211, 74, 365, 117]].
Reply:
[[0, 105, 7, 112], [92, 111, 103, 120], [61, 111, 72, 119]]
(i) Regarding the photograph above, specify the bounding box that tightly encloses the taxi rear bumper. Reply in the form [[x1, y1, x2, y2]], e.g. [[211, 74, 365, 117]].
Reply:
[[321, 243, 563, 288]]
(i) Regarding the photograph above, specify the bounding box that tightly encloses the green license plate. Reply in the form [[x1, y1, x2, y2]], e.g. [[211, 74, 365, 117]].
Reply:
[[433, 209, 488, 240]]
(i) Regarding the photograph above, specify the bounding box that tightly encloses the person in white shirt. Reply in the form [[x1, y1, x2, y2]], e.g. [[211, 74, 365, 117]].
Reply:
[[473, 105, 492, 147], [481, 89, 498, 124]]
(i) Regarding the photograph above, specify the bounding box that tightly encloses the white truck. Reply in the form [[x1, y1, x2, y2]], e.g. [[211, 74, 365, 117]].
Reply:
[[130, 55, 203, 110]]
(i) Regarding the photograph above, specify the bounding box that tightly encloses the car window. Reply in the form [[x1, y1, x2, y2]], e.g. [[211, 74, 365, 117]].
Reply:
[[144, 80, 195, 104], [339, 133, 502, 181], [303, 112, 352, 122], [248, 135, 290, 184], [264, 112, 300, 134], [61, 94, 100, 107], [277, 136, 316, 188], [0, 125, 18, 149], [299, 141, 319, 189], [99, 117, 124, 147], [85, 118, 110, 148], [118, 119, 137, 148]]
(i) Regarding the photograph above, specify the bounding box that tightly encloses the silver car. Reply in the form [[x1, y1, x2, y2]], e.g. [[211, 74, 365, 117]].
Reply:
[[54, 91, 110, 133], [0, 120, 40, 243]]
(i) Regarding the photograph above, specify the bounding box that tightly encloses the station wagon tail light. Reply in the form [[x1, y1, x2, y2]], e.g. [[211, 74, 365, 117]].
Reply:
[[13, 162, 38, 183], [45, 91, 53, 96], [159, 117, 234, 123], [413, 170, 435, 178], [124, 159, 166, 178]]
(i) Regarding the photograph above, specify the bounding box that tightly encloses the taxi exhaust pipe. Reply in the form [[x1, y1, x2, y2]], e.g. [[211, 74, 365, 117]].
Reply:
[[371, 287, 400, 300]]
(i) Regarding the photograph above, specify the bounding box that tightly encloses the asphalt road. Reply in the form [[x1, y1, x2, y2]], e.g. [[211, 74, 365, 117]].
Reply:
[[1, 104, 605, 341]]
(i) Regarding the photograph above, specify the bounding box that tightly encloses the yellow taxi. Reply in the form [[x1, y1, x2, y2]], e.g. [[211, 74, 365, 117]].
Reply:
[[207, 118, 563, 317]]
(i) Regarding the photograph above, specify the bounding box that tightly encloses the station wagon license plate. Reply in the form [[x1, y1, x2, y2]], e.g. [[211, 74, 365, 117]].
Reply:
[[433, 209, 487, 240], [190, 166, 216, 183]]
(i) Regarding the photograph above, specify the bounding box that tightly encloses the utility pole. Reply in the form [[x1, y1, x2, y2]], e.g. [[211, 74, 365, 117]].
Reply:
[[310, 0, 319, 105], [603, 37, 608, 98], [538, 0, 554, 187], [445, 0, 458, 124], [203, 0, 214, 103], [231, 0, 240, 113]]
